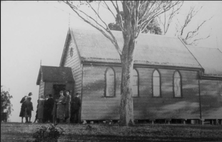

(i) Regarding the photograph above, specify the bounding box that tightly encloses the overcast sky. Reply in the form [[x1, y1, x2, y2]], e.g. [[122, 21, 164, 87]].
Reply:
[[2, 1, 222, 122]]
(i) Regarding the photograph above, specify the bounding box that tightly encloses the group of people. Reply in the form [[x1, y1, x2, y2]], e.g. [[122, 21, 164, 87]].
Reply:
[[19, 90, 81, 124], [34, 93, 54, 123]]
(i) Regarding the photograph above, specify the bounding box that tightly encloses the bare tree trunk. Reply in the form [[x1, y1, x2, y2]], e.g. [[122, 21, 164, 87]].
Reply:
[[119, 35, 135, 126], [118, 1, 137, 126]]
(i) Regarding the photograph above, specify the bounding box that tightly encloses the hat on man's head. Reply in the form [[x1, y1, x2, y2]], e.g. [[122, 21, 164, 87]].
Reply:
[[28, 92, 32, 96]]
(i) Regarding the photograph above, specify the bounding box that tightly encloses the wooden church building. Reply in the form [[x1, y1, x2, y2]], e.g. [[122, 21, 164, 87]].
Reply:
[[37, 28, 222, 123]]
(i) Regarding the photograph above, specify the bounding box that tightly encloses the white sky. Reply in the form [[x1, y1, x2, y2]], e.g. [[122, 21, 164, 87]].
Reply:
[[1, 1, 222, 122]]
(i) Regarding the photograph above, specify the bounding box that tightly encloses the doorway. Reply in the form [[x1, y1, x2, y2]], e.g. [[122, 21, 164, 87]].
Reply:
[[53, 84, 66, 99]]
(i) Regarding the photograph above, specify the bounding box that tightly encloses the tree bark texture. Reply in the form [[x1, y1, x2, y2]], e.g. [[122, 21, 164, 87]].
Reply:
[[119, 39, 135, 126], [119, 2, 137, 126]]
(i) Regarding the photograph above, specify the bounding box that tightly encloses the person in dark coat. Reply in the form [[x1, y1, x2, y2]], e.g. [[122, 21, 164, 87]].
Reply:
[[19, 92, 32, 123], [71, 93, 81, 123], [24, 97, 33, 123], [37, 95, 45, 123], [44, 94, 54, 123], [19, 100, 26, 123], [54, 90, 66, 124]]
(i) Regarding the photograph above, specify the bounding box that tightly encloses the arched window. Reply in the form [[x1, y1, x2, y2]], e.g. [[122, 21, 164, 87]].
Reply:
[[153, 70, 161, 97], [105, 67, 115, 97], [173, 71, 182, 97], [132, 69, 139, 97]]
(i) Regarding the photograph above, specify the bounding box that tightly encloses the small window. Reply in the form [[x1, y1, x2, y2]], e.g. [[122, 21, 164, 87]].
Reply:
[[132, 69, 139, 97], [70, 47, 74, 57], [153, 70, 161, 97], [105, 67, 115, 97], [173, 71, 182, 97]]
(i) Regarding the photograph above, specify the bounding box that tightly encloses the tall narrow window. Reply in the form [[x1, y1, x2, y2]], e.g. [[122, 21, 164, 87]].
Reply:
[[132, 69, 139, 97], [105, 67, 115, 97], [174, 71, 182, 97], [153, 70, 160, 97]]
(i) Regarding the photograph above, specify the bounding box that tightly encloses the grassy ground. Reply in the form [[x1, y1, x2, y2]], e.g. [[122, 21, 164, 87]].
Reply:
[[61, 123, 222, 137], [1, 122, 222, 141]]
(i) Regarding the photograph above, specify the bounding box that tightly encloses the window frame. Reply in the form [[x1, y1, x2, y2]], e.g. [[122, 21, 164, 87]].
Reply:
[[173, 70, 183, 98], [104, 67, 116, 98], [152, 69, 161, 98]]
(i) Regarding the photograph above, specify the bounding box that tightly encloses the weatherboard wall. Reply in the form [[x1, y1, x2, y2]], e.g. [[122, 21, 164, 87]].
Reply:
[[63, 34, 82, 96], [200, 80, 222, 119], [134, 68, 200, 120], [81, 65, 120, 120], [38, 77, 45, 99], [81, 64, 200, 120]]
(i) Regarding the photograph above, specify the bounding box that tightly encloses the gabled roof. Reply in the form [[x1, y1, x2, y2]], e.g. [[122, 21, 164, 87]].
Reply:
[[36, 66, 74, 85], [187, 46, 222, 78], [63, 28, 202, 69]]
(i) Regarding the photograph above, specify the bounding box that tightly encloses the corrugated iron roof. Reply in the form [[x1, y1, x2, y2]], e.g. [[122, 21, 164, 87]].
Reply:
[[70, 28, 202, 69], [187, 46, 222, 77], [36, 66, 74, 85]]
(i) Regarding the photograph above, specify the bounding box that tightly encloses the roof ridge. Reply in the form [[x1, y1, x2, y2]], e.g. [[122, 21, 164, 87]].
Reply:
[[70, 27, 177, 39]]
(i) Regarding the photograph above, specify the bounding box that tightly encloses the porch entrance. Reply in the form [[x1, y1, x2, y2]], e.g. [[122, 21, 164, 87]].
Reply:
[[53, 84, 66, 99]]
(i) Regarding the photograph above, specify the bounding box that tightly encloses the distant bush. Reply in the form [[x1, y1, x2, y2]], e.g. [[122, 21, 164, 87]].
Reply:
[[1, 86, 13, 122], [32, 124, 64, 142]]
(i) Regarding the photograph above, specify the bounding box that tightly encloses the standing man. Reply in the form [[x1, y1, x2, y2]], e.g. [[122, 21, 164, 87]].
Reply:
[[71, 93, 81, 123], [55, 90, 66, 124], [44, 94, 54, 123]]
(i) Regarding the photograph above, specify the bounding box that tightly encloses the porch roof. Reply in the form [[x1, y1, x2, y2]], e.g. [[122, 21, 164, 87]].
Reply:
[[36, 66, 74, 85]]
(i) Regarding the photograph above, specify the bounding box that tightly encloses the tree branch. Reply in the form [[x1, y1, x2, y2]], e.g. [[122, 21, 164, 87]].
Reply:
[[161, 1, 183, 34], [185, 16, 213, 40], [110, 1, 124, 32], [64, 1, 122, 56], [87, 2, 108, 28], [191, 34, 210, 45], [103, 1, 116, 21], [180, 5, 204, 37], [139, 1, 180, 33]]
